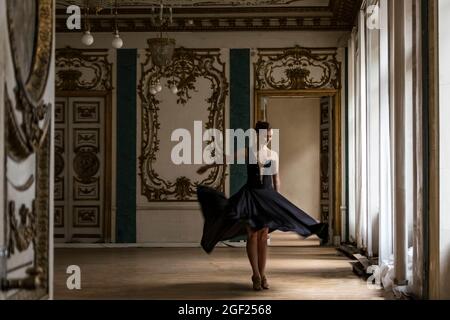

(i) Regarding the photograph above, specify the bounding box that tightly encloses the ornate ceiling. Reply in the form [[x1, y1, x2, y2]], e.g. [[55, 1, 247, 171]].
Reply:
[[56, 0, 361, 32], [57, 0, 331, 8]]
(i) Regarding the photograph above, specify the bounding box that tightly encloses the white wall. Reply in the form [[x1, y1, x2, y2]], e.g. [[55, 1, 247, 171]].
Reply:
[[438, 0, 450, 299], [267, 97, 321, 221], [56, 31, 348, 244]]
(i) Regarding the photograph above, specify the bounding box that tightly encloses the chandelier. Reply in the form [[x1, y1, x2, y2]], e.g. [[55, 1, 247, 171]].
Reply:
[[148, 37, 176, 68], [148, 2, 177, 95], [80, 0, 123, 49], [148, 2, 176, 69]]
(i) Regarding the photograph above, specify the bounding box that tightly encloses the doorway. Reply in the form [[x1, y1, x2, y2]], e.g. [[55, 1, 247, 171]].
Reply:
[[54, 93, 112, 243], [255, 90, 341, 246]]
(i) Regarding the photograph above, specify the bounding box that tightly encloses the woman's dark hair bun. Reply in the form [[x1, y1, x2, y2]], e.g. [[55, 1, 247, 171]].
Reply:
[[255, 121, 271, 133]]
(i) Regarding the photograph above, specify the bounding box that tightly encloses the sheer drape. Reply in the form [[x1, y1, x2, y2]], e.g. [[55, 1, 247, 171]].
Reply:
[[347, 0, 424, 297]]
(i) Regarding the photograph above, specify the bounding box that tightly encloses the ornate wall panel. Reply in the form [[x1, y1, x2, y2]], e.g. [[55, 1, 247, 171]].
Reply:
[[253, 46, 342, 242], [55, 48, 112, 92], [254, 46, 341, 91], [1, 0, 54, 300], [139, 47, 228, 201], [54, 47, 112, 243]]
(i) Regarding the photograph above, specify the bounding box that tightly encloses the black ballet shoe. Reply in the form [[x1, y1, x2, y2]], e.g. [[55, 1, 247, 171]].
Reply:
[[252, 275, 262, 291], [261, 276, 270, 290]]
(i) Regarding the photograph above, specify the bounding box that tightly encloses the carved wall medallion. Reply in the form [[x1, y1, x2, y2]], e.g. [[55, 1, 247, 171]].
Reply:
[[139, 47, 228, 201], [5, 84, 51, 163], [2, 0, 53, 298], [6, 0, 53, 104], [8, 201, 37, 255], [254, 46, 341, 90], [73, 151, 100, 179], [55, 47, 113, 91]]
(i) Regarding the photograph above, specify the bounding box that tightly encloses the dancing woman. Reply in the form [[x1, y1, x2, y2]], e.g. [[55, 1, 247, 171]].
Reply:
[[196, 121, 328, 291]]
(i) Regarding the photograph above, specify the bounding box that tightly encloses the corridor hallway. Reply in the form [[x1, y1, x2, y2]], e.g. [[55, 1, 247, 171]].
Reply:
[[5, 0, 450, 301], [54, 247, 385, 300]]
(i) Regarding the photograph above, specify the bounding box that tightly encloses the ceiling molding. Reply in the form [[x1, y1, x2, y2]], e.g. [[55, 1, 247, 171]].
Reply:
[[56, 6, 331, 15], [56, 0, 331, 8], [56, 17, 353, 33], [330, 0, 362, 23], [56, 0, 361, 33]]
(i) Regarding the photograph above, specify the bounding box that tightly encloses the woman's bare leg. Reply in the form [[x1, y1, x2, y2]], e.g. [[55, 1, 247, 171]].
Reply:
[[246, 226, 260, 278], [257, 228, 269, 277]]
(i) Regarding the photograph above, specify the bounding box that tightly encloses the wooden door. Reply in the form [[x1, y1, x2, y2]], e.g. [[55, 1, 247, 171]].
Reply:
[[54, 96, 106, 243]]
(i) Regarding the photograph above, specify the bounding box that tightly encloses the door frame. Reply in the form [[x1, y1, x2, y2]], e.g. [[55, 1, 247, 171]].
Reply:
[[55, 90, 113, 243], [254, 89, 342, 242]]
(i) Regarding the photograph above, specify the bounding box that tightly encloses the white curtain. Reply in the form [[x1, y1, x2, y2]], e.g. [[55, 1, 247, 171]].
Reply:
[[347, 30, 357, 243], [437, 0, 450, 299], [367, 13, 381, 258], [355, 10, 368, 251], [378, 0, 394, 269], [347, 0, 425, 297]]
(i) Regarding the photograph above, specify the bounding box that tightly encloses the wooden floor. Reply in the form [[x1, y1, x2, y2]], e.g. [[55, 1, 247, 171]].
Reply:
[[54, 246, 385, 300]]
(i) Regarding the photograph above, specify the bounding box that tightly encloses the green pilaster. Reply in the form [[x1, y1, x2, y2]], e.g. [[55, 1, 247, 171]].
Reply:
[[116, 49, 137, 243]]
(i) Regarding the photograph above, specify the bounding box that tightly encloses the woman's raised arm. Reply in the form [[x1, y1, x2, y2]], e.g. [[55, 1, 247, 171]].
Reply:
[[196, 147, 247, 174]]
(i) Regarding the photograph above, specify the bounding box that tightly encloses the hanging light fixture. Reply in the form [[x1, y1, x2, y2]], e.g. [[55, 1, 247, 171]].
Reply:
[[112, 30, 123, 49], [81, 0, 94, 46], [111, 1, 123, 49], [148, 2, 176, 69], [169, 73, 178, 94], [148, 1, 177, 95], [111, 0, 123, 49]]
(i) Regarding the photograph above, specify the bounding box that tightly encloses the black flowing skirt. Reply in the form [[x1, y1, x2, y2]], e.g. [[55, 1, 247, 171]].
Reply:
[[197, 185, 328, 253]]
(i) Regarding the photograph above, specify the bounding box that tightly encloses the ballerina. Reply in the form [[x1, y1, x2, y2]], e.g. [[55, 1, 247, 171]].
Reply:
[[196, 121, 328, 291]]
